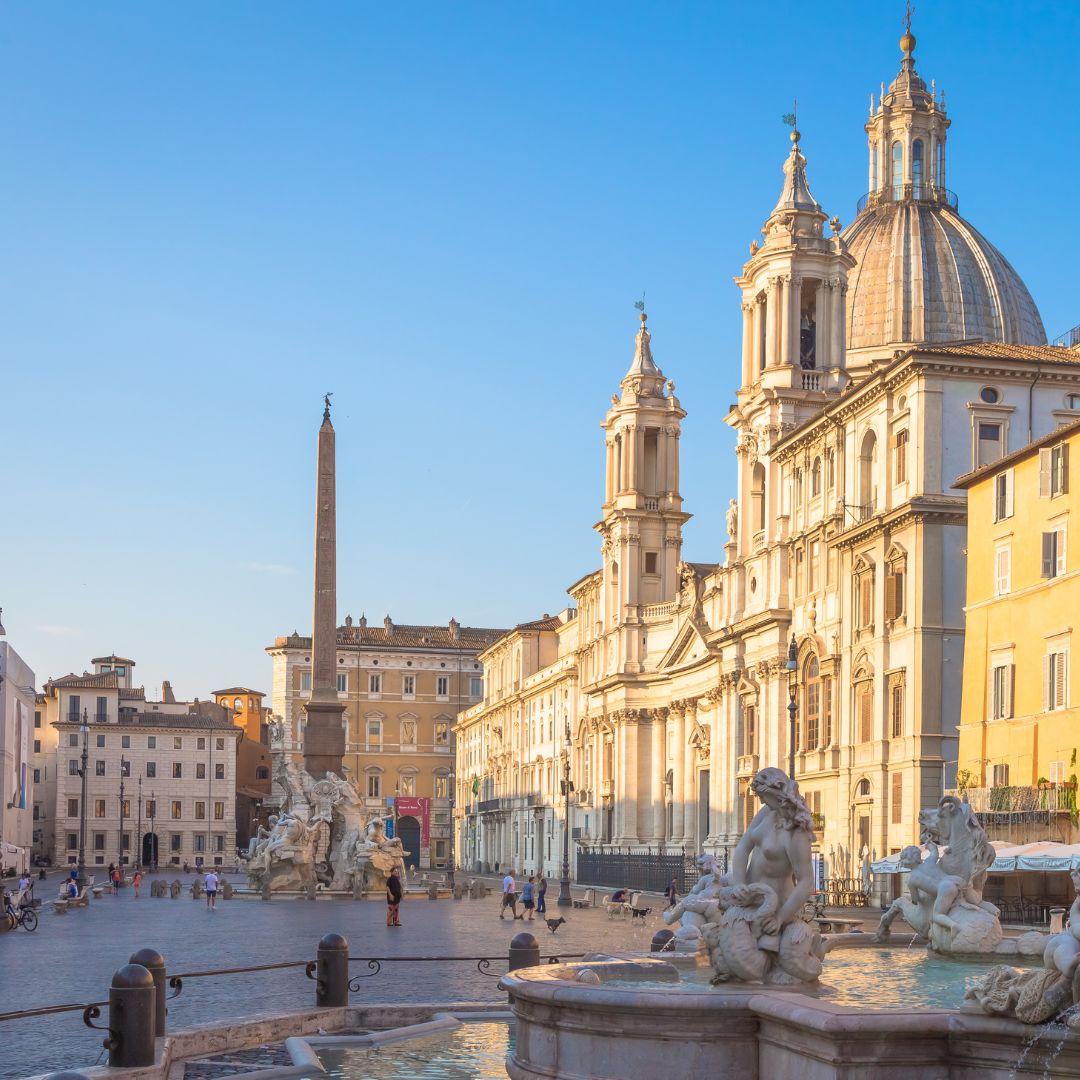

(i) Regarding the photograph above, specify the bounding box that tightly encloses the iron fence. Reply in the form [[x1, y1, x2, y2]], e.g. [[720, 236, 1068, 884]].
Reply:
[[575, 847, 717, 893]]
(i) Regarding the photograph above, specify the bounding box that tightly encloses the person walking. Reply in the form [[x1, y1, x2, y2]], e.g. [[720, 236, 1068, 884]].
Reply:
[[521, 876, 536, 921], [386, 867, 403, 926], [132, 871, 143, 898], [664, 878, 679, 909], [500, 870, 519, 920], [111, 867, 121, 894], [204, 868, 219, 910], [536, 875, 547, 915]]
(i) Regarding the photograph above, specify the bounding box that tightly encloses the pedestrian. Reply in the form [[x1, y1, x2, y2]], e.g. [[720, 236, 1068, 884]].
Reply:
[[537, 874, 547, 914], [111, 867, 121, 894], [204, 868, 219, 910], [132, 871, 142, 898], [107, 863, 115, 886], [38, 868, 46, 882], [386, 867, 403, 926], [521, 875, 536, 921], [500, 869, 519, 920], [664, 877, 679, 909]]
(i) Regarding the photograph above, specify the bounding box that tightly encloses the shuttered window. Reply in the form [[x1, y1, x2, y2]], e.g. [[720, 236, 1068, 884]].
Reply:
[[821, 677, 833, 746], [893, 430, 908, 484], [993, 470, 1014, 522], [1041, 528, 1067, 578], [857, 679, 873, 742], [891, 773, 903, 825], [858, 572, 874, 628], [1041, 445, 1070, 498], [994, 547, 1011, 595], [1045, 650, 1069, 711], [889, 679, 904, 738], [885, 567, 905, 620], [991, 664, 1013, 720]]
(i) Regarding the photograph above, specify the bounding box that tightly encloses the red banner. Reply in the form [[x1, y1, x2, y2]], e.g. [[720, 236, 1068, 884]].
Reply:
[[394, 796, 431, 847]]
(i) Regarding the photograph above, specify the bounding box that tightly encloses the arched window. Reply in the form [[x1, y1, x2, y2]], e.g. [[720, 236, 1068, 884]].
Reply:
[[912, 139, 924, 197], [233, 697, 242, 711], [751, 463, 766, 537], [803, 656, 820, 749], [859, 430, 878, 518], [872, 143, 879, 191], [255, 766, 269, 780], [854, 668, 874, 743], [794, 468, 803, 509], [811, 457, 822, 497], [856, 778, 871, 798], [891, 141, 903, 198]]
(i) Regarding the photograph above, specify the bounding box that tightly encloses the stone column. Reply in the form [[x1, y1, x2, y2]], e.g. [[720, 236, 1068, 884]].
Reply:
[[670, 706, 685, 843], [751, 299, 763, 375], [708, 697, 723, 840], [671, 430, 680, 499], [657, 430, 668, 496], [763, 279, 777, 367], [741, 301, 754, 387], [623, 716, 639, 843], [816, 281, 830, 370], [682, 702, 698, 847], [605, 441, 614, 503], [832, 281, 846, 366], [778, 277, 790, 370], [650, 714, 665, 842], [613, 717, 627, 843], [790, 276, 802, 366], [634, 426, 645, 494]]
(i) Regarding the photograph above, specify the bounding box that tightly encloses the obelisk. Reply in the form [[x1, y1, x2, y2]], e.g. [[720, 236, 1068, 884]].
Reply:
[[302, 394, 346, 778]]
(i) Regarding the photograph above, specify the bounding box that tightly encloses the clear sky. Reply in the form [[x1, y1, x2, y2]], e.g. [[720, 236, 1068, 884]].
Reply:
[[3, 1, 1077, 701]]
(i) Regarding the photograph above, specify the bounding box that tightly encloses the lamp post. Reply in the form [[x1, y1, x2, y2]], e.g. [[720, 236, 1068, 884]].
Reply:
[[136, 777, 143, 871], [118, 755, 128, 870], [149, 790, 156, 871], [557, 720, 574, 907], [77, 709, 89, 888], [447, 768, 456, 889], [786, 633, 799, 779]]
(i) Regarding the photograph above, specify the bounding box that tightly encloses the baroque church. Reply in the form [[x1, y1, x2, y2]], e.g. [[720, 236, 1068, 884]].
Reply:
[[453, 27, 1080, 889]]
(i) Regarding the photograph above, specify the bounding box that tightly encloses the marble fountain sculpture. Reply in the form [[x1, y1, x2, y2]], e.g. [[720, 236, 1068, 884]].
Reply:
[[244, 760, 407, 893], [500, 768, 1080, 1080]]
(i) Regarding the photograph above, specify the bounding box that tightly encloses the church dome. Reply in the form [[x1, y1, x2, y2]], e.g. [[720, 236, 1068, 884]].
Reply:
[[843, 198, 1046, 350]]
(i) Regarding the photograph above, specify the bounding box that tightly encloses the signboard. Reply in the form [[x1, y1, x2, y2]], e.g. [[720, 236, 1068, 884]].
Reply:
[[394, 796, 431, 847]]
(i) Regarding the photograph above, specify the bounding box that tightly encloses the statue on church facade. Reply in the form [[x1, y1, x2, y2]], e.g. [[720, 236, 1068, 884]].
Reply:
[[726, 499, 738, 543]]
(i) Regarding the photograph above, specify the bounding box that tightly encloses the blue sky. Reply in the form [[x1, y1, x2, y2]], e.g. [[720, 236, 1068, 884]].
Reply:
[[3, 1, 1077, 699]]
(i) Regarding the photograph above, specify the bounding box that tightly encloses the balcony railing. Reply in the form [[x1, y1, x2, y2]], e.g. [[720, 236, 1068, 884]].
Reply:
[[950, 784, 1077, 816], [801, 371, 822, 391], [643, 497, 660, 511], [856, 183, 958, 215], [1052, 323, 1080, 350]]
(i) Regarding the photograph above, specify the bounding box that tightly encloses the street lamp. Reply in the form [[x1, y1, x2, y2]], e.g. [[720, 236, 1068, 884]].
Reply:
[[447, 768, 456, 890], [149, 790, 157, 870], [557, 720, 574, 908], [77, 709, 89, 888], [118, 755, 128, 870], [136, 776, 143, 871], [786, 633, 799, 779]]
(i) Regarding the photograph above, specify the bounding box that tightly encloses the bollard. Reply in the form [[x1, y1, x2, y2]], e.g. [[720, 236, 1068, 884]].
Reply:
[[316, 932, 350, 1008], [108, 964, 157, 1068], [508, 932, 540, 971], [650, 929, 675, 953], [129, 948, 166, 1037], [222, 880, 234, 900]]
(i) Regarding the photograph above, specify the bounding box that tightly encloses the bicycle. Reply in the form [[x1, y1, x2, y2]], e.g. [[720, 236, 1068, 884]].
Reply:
[[3, 892, 38, 932]]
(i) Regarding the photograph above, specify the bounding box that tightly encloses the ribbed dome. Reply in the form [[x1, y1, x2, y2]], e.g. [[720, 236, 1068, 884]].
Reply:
[[843, 201, 1046, 350]]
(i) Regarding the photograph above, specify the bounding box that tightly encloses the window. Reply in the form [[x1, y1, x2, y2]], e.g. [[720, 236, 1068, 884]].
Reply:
[[170, 834, 182, 852], [67, 798, 79, 818], [743, 704, 756, 756], [145, 800, 156, 818], [1050, 760, 1066, 783], [120, 759, 130, 777], [644, 551, 658, 574], [470, 676, 483, 698], [994, 547, 1011, 596], [1046, 649, 1069, 711], [399, 773, 416, 796], [148, 736, 156, 749], [121, 799, 130, 818], [214, 801, 225, 820], [196, 763, 206, 780], [435, 721, 449, 745], [1042, 528, 1067, 578], [977, 422, 1003, 468], [216, 738, 224, 751], [96, 734, 105, 748], [891, 773, 903, 825], [1066, 394, 1080, 411], [891, 140, 903, 198], [979, 386, 1001, 405], [121, 735, 130, 749], [911, 138, 923, 193], [811, 457, 822, 497], [889, 677, 904, 738], [173, 737, 182, 750], [171, 801, 182, 819], [69, 760, 80, 776], [194, 834, 205, 853], [434, 774, 449, 798], [94, 833, 105, 851], [893, 429, 908, 484], [300, 671, 312, 691], [68, 695, 81, 722], [436, 676, 449, 697], [992, 663, 1013, 720], [337, 673, 348, 693], [34, 711, 40, 729], [822, 676, 833, 745], [115, 666, 125, 676], [367, 719, 382, 749], [195, 802, 206, 820], [67, 833, 77, 851], [369, 673, 381, 694], [33, 768, 40, 783], [992, 763, 1010, 788], [857, 568, 874, 629], [94, 799, 106, 818], [803, 656, 820, 749], [994, 470, 1014, 521], [751, 463, 766, 535], [146, 761, 156, 778], [367, 773, 381, 798], [400, 719, 416, 747], [33, 740, 40, 754], [215, 763, 224, 780], [403, 674, 415, 696], [855, 671, 873, 742], [172, 763, 183, 779], [885, 563, 905, 620], [256, 766, 269, 780], [95, 760, 106, 776], [96, 696, 108, 722], [215, 834, 225, 852], [858, 430, 877, 516], [197, 737, 206, 750]]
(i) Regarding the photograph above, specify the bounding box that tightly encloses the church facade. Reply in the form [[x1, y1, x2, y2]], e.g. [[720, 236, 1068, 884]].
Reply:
[[453, 29, 1080, 887]]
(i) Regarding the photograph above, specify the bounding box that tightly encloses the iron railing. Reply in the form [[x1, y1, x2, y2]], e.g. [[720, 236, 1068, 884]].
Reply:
[[952, 784, 1077, 816], [575, 847, 719, 893], [856, 184, 958, 215], [1052, 324, 1080, 350]]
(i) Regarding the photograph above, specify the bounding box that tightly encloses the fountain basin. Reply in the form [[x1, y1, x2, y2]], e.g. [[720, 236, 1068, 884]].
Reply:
[[499, 953, 1080, 1079]]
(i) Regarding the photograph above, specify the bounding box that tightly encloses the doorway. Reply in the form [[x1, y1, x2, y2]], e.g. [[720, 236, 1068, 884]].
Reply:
[[397, 816, 421, 869], [142, 832, 158, 867]]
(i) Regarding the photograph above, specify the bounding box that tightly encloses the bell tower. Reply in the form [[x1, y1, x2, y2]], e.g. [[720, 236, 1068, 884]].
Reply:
[[597, 311, 689, 673]]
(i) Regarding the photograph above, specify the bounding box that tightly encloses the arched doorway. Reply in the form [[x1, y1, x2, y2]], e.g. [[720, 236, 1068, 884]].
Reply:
[[397, 816, 421, 869], [142, 832, 158, 868]]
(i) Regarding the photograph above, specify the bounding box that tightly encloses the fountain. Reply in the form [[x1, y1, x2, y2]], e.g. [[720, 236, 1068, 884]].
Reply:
[[500, 768, 1080, 1079]]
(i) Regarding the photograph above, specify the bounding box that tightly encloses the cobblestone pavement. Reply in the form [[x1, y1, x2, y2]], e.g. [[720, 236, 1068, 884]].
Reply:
[[1, 874, 667, 1078]]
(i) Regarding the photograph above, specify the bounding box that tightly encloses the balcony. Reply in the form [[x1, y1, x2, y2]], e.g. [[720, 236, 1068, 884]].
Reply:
[[600, 779, 614, 799], [477, 798, 500, 814], [577, 789, 592, 806], [642, 601, 676, 618], [736, 754, 759, 777], [811, 812, 826, 832], [643, 497, 660, 511], [953, 784, 1076, 816], [856, 183, 958, 215], [801, 371, 822, 391]]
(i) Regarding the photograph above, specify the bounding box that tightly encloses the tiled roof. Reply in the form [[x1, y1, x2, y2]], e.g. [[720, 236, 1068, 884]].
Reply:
[[920, 342, 1080, 365], [954, 415, 1080, 488], [211, 686, 264, 697], [54, 711, 240, 732], [119, 687, 146, 699], [47, 672, 121, 690], [513, 615, 563, 632], [272, 623, 507, 653], [91, 654, 136, 665]]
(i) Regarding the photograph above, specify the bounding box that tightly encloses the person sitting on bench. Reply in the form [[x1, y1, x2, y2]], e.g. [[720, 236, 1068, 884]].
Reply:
[[611, 887, 630, 904]]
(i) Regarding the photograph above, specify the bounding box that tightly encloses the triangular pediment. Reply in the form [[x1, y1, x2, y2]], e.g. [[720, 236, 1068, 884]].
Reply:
[[658, 616, 712, 670]]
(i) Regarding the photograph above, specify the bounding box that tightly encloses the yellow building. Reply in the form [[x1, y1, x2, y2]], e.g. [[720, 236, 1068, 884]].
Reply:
[[212, 687, 268, 743], [956, 416, 1080, 841]]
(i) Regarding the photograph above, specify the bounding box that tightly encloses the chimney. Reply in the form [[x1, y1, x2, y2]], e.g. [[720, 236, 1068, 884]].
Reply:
[[449, 617, 460, 640], [161, 681, 176, 704], [384, 614, 393, 634]]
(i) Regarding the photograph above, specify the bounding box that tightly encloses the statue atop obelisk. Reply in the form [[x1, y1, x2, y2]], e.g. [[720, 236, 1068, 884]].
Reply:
[[302, 393, 346, 778]]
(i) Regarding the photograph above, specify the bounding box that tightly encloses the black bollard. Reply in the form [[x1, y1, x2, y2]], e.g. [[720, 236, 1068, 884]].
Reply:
[[108, 964, 156, 1068], [129, 948, 166, 1036], [508, 932, 540, 971], [650, 929, 675, 953], [316, 932, 349, 1008]]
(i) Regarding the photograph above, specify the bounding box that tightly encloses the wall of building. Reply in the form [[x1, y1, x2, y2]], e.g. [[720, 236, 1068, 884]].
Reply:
[[0, 642, 36, 872]]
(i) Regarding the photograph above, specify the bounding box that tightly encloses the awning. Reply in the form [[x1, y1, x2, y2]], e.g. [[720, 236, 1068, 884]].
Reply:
[[872, 840, 1080, 875]]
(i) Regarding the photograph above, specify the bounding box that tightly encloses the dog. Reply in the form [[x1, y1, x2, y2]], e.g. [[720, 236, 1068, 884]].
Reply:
[[545, 916, 567, 934], [630, 906, 652, 920]]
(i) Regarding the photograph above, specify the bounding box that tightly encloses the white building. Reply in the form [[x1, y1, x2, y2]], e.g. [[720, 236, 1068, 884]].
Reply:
[[0, 623, 36, 874]]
